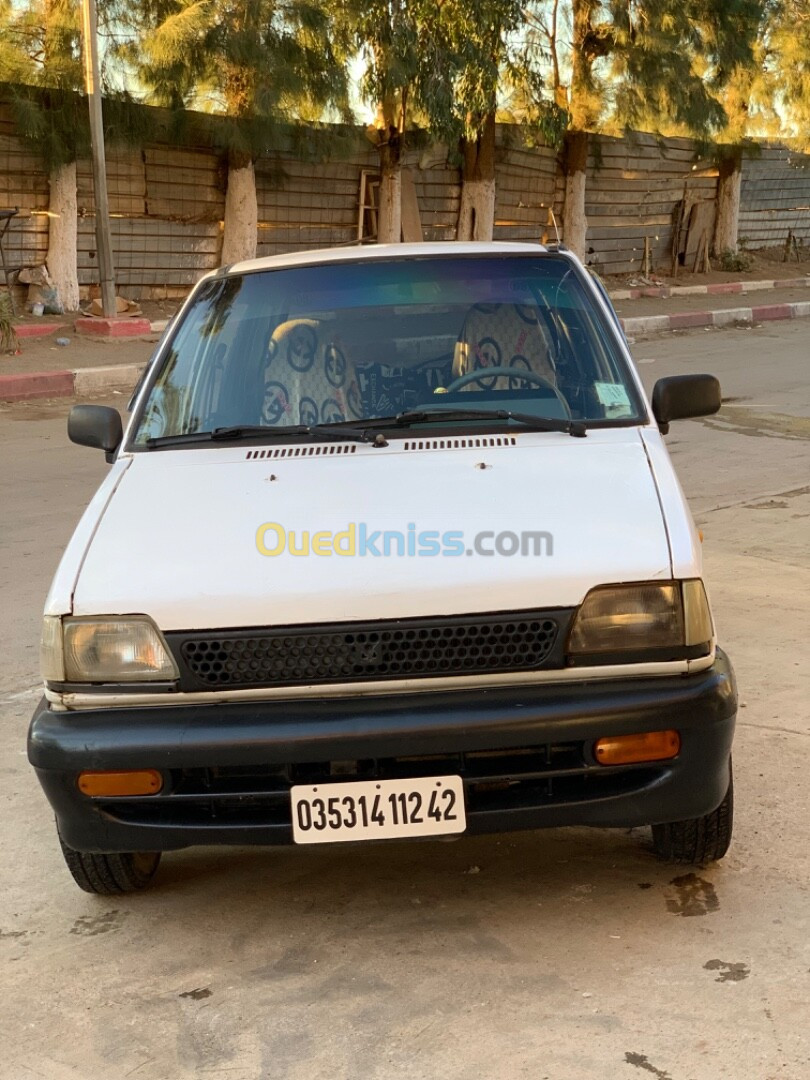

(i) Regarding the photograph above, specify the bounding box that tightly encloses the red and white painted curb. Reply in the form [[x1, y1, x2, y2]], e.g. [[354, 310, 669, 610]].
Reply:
[[0, 363, 148, 402], [610, 276, 810, 302], [1, 315, 163, 402], [621, 300, 810, 337], [2, 303, 808, 403]]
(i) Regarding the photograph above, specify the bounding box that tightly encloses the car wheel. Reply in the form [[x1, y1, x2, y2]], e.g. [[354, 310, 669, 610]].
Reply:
[[58, 826, 161, 894], [651, 764, 733, 865]]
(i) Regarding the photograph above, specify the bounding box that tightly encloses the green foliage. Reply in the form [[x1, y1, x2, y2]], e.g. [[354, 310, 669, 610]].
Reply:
[[426, 0, 524, 139], [761, 0, 810, 141], [521, 0, 764, 139], [125, 0, 351, 159], [0, 0, 805, 166], [717, 246, 754, 272], [348, 0, 420, 129], [609, 0, 764, 136], [0, 0, 145, 167]]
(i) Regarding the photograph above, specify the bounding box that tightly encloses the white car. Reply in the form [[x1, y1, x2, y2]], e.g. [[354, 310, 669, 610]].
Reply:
[[29, 242, 736, 893]]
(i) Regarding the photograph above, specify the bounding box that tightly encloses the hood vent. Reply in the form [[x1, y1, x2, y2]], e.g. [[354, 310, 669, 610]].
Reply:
[[246, 444, 357, 460], [403, 435, 517, 452], [245, 435, 518, 459]]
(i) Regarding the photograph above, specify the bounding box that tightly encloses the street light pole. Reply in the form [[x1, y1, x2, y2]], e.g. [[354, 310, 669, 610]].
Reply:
[[80, 0, 116, 318]]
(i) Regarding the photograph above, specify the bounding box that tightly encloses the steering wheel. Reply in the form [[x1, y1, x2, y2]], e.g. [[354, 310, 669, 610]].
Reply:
[[444, 366, 572, 419]]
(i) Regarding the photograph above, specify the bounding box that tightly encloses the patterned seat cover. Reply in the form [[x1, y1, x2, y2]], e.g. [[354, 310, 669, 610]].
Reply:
[[261, 319, 364, 427], [453, 303, 556, 391]]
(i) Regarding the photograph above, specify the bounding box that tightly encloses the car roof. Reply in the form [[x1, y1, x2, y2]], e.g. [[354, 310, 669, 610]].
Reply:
[[224, 241, 558, 277]]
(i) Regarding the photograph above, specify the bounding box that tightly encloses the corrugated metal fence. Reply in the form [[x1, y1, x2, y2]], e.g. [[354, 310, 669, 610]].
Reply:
[[738, 146, 810, 252], [1, 99, 809, 299]]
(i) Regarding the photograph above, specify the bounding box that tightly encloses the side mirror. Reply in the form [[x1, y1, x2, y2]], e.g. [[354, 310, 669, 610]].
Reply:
[[68, 405, 123, 461], [652, 374, 721, 434]]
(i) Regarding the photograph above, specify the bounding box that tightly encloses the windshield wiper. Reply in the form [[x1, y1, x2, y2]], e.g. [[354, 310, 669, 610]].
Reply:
[[391, 408, 586, 437], [275, 408, 586, 438], [145, 422, 380, 449], [210, 424, 376, 443], [144, 408, 585, 449]]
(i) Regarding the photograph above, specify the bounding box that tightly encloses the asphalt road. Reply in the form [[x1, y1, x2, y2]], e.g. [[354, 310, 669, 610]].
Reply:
[[1, 320, 808, 1080]]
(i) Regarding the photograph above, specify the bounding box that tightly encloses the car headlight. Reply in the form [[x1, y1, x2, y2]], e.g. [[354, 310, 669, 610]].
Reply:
[[568, 580, 713, 665], [41, 616, 178, 684]]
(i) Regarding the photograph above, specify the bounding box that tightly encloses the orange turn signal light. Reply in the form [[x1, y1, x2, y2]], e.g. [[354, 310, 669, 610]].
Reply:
[[78, 769, 163, 797], [594, 730, 680, 766]]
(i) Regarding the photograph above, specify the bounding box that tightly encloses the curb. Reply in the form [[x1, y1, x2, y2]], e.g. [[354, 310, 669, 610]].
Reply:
[[2, 302, 808, 403], [75, 316, 153, 338], [0, 362, 147, 403], [621, 300, 810, 337], [12, 316, 159, 340], [610, 276, 810, 302], [0, 370, 75, 401], [16, 322, 70, 339]]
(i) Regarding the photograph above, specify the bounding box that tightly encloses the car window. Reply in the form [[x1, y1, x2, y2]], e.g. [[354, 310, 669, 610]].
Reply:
[[131, 255, 645, 445]]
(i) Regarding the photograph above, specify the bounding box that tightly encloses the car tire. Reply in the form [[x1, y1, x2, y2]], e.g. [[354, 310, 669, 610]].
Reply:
[[58, 827, 161, 894], [651, 764, 733, 865]]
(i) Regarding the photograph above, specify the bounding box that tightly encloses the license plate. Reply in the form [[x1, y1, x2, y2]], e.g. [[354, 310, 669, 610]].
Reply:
[[291, 775, 466, 844]]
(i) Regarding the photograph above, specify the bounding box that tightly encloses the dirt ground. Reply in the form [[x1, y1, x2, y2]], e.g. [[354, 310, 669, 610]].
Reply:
[[602, 245, 809, 290], [0, 332, 158, 377]]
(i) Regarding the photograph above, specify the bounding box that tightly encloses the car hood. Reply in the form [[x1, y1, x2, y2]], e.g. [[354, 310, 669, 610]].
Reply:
[[71, 430, 673, 629]]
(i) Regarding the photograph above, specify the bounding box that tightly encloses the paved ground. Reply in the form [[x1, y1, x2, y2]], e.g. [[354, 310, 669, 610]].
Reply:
[[0, 320, 808, 1079]]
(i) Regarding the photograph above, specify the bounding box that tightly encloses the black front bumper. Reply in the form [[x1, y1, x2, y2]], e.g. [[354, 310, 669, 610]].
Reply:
[[29, 651, 737, 853]]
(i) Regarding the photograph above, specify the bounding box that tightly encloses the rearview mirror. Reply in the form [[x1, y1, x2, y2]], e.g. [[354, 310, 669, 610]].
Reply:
[[652, 375, 721, 434], [68, 405, 123, 461]]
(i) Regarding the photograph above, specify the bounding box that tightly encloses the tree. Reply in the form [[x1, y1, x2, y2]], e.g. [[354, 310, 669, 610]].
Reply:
[[423, 0, 524, 242], [128, 0, 349, 264], [522, 0, 763, 258], [348, 0, 420, 243], [0, 0, 86, 309], [349, 0, 526, 243], [761, 0, 810, 142]]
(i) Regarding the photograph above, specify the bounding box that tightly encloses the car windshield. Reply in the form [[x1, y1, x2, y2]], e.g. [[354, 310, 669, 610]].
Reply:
[[130, 253, 645, 445]]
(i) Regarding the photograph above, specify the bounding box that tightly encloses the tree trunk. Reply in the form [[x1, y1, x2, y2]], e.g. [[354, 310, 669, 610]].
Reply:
[[457, 112, 496, 242], [377, 135, 402, 244], [713, 151, 742, 256], [46, 161, 80, 311], [220, 156, 257, 266], [562, 130, 589, 259]]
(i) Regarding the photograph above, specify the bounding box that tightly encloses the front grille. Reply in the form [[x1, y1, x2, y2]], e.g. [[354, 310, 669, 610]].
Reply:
[[167, 609, 570, 691]]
